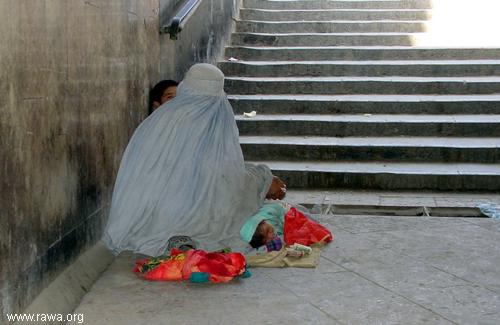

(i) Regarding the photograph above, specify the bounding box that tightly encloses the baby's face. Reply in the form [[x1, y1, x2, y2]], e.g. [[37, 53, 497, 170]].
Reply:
[[259, 221, 275, 244]]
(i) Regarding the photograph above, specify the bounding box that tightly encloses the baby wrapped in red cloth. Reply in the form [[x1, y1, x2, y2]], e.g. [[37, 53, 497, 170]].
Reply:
[[240, 203, 333, 251]]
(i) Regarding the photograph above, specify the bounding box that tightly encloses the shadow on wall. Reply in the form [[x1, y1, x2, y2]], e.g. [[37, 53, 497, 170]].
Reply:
[[159, 0, 241, 80]]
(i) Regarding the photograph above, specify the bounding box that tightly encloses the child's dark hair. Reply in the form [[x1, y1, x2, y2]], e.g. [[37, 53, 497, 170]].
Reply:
[[149, 79, 179, 113], [249, 221, 266, 248]]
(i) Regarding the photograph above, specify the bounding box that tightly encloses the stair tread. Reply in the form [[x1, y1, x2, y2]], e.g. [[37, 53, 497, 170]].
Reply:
[[241, 9, 432, 13], [284, 189, 500, 206], [244, 0, 433, 7], [247, 160, 500, 174], [227, 76, 500, 82], [238, 19, 429, 23], [234, 31, 426, 35], [227, 45, 500, 50], [239, 136, 500, 147], [235, 114, 500, 122], [221, 59, 500, 65], [228, 94, 500, 101]]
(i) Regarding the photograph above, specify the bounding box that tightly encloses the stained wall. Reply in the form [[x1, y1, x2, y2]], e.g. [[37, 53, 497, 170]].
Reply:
[[0, 0, 161, 319], [0, 0, 238, 319]]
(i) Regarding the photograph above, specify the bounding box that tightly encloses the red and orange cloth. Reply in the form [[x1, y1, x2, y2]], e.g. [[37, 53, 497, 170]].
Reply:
[[134, 248, 247, 283], [284, 207, 333, 247]]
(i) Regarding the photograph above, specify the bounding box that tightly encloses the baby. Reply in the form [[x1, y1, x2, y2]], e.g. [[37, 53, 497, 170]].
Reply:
[[250, 220, 282, 250], [241, 201, 332, 254], [240, 202, 288, 251]]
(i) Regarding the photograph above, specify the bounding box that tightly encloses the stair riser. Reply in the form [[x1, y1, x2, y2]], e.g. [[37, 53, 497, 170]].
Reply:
[[243, 0, 432, 10], [272, 170, 500, 191], [230, 99, 500, 115], [225, 47, 500, 61], [241, 144, 500, 163], [232, 33, 416, 46], [240, 9, 432, 21], [236, 21, 427, 33], [226, 80, 500, 95], [237, 120, 500, 137], [220, 62, 500, 77]]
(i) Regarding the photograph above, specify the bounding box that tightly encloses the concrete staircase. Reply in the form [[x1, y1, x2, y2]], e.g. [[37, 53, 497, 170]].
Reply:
[[220, 0, 500, 192]]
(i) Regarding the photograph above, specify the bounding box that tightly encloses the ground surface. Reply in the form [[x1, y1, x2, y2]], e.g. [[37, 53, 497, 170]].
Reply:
[[75, 211, 500, 324]]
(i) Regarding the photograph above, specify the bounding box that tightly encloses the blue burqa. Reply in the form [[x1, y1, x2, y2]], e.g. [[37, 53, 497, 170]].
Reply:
[[103, 64, 272, 256]]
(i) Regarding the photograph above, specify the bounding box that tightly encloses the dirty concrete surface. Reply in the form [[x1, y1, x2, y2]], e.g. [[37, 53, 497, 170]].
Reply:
[[75, 214, 500, 325]]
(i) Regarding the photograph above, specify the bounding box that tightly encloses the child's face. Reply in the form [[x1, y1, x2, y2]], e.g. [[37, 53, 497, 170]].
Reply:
[[259, 221, 275, 244], [160, 86, 177, 104]]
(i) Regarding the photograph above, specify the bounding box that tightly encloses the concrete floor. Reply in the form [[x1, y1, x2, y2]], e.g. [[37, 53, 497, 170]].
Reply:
[[74, 214, 500, 325]]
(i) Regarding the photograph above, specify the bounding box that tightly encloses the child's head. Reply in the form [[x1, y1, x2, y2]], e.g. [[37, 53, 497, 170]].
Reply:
[[249, 221, 275, 248], [150, 79, 179, 112]]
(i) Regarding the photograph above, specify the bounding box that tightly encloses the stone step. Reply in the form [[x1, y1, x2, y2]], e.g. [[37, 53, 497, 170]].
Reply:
[[225, 76, 500, 95], [235, 114, 500, 137], [247, 160, 500, 191], [239, 9, 432, 21], [284, 189, 500, 208], [236, 20, 428, 33], [225, 46, 500, 61], [229, 94, 500, 115], [231, 32, 422, 46], [240, 136, 500, 163], [243, 0, 432, 10], [219, 60, 500, 77]]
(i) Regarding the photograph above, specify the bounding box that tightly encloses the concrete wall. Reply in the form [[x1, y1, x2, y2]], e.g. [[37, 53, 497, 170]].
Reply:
[[0, 0, 161, 320], [159, 0, 240, 80], [0, 0, 239, 320]]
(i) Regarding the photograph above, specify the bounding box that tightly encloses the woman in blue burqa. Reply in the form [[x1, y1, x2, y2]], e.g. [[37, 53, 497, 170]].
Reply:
[[103, 63, 285, 257]]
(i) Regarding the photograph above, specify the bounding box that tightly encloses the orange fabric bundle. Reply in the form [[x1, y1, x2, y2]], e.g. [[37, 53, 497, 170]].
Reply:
[[284, 207, 333, 246], [133, 249, 246, 283], [182, 250, 247, 283]]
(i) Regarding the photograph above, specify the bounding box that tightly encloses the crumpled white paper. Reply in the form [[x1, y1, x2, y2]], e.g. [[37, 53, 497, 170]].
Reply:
[[243, 111, 257, 118]]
